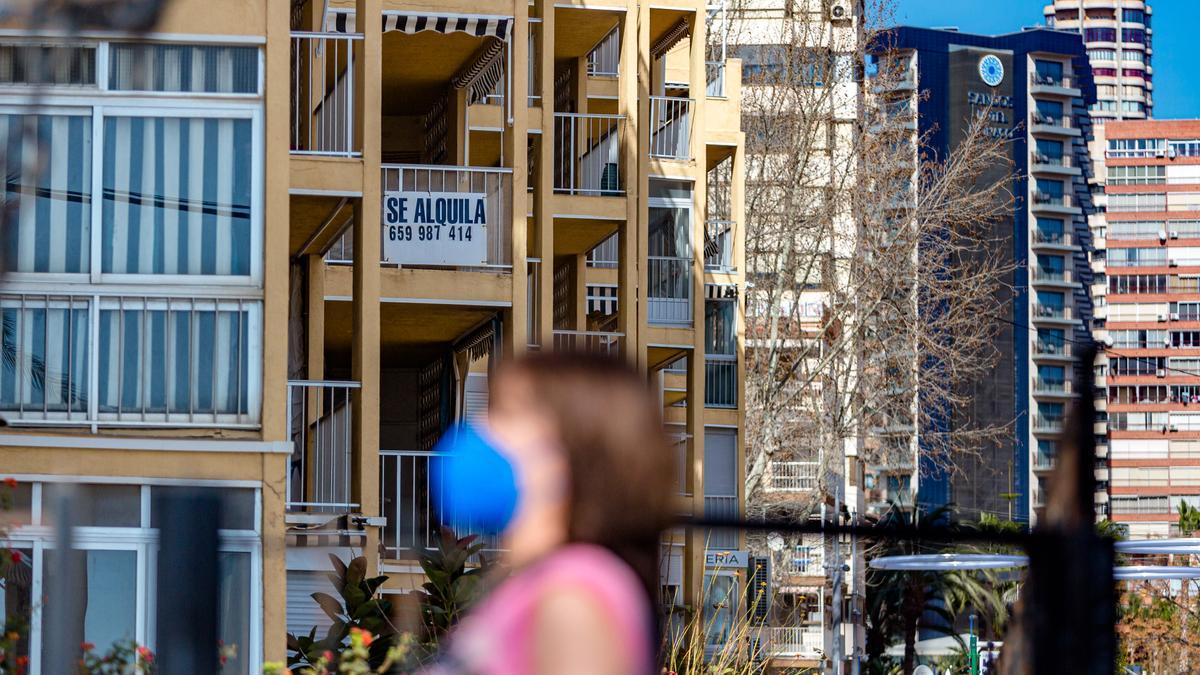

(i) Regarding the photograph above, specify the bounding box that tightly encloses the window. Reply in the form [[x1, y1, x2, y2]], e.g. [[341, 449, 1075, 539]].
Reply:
[[1169, 140, 1200, 157], [1107, 193, 1166, 212], [1107, 165, 1164, 185], [1093, 100, 1117, 113], [1036, 217, 1065, 243], [1, 480, 261, 673], [1122, 69, 1145, 79], [0, 38, 263, 429], [1122, 28, 1146, 44], [1122, 50, 1145, 63], [1107, 247, 1166, 266], [1085, 28, 1117, 42], [1123, 8, 1146, 24], [1122, 100, 1146, 114], [1108, 138, 1165, 157], [1088, 49, 1116, 62], [1111, 357, 1165, 377], [1110, 329, 1168, 348], [0, 43, 96, 86], [1092, 68, 1118, 77], [1034, 60, 1064, 84]]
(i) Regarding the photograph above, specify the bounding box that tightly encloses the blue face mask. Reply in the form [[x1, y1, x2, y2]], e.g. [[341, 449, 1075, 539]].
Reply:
[[431, 424, 520, 535]]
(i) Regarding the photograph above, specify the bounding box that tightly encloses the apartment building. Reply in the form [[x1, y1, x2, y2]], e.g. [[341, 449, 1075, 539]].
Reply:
[[725, 0, 862, 670], [883, 27, 1097, 526], [1043, 0, 1152, 121], [0, 0, 746, 668], [1097, 119, 1200, 537]]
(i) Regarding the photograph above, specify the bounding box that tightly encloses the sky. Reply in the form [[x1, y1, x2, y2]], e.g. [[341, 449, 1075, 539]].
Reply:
[[896, 0, 1200, 119]]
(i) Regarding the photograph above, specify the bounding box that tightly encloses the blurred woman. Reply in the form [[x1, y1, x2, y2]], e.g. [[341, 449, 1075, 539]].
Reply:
[[426, 353, 676, 675]]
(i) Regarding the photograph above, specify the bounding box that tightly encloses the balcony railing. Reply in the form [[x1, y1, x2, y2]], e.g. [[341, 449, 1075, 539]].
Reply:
[[380, 450, 501, 558], [553, 113, 626, 196], [1032, 267, 1071, 283], [1033, 231, 1071, 246], [0, 292, 259, 428], [766, 626, 824, 659], [290, 31, 361, 156], [705, 220, 735, 272], [1031, 73, 1075, 89], [1032, 111, 1071, 129], [552, 329, 623, 357], [1032, 153, 1071, 168], [286, 380, 360, 513], [1034, 378, 1070, 394], [1033, 304, 1071, 320], [784, 546, 824, 576], [1035, 339, 1070, 356], [648, 256, 693, 325], [704, 494, 738, 549], [586, 27, 619, 77], [766, 461, 820, 492], [1033, 415, 1064, 432], [705, 355, 737, 408], [1034, 451, 1057, 470], [706, 61, 726, 97], [650, 96, 693, 160], [1032, 191, 1071, 207]]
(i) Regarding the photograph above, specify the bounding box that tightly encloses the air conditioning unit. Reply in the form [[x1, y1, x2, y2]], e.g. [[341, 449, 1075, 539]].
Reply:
[[1170, 259, 1180, 267], [1171, 231, 1181, 239], [1169, 148, 1178, 159], [1171, 424, 1180, 432], [1156, 149, 1167, 158], [1171, 312, 1181, 320], [1158, 313, 1169, 322], [1158, 369, 1168, 378], [829, 0, 852, 21]]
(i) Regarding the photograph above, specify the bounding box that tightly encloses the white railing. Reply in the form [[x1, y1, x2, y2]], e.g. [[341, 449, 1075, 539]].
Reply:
[[767, 461, 820, 492], [379, 450, 502, 558], [648, 256, 693, 325], [587, 234, 620, 268], [706, 61, 726, 97], [286, 380, 360, 513], [0, 293, 259, 428], [705, 355, 737, 408], [650, 96, 693, 160], [553, 113, 625, 196], [785, 545, 824, 576], [290, 32, 361, 156], [377, 164, 513, 268], [766, 626, 824, 658], [552, 329, 623, 357], [705, 220, 735, 272], [586, 27, 620, 77]]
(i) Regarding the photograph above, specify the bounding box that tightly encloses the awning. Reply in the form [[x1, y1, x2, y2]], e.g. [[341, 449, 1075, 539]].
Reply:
[[326, 10, 513, 40]]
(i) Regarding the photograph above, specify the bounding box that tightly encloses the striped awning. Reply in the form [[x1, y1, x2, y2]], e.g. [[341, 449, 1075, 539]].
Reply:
[[326, 10, 512, 39]]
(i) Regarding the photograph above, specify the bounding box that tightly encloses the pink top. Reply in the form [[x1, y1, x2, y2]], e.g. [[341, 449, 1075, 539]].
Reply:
[[426, 544, 655, 675]]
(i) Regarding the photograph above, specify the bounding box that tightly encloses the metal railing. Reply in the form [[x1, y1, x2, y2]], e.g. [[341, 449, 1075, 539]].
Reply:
[[648, 256, 692, 325], [290, 32, 361, 156], [765, 626, 824, 658], [552, 329, 623, 357], [286, 380, 360, 513], [1034, 378, 1070, 394], [704, 494, 738, 549], [587, 234, 620, 268], [705, 220, 735, 272], [785, 545, 824, 576], [1035, 339, 1070, 356], [1032, 191, 1071, 207], [1032, 267, 1071, 283], [1032, 153, 1071, 167], [1034, 451, 1057, 470], [553, 113, 625, 196], [705, 61, 726, 97], [1031, 73, 1074, 89], [1033, 415, 1064, 431], [377, 164, 513, 268], [0, 293, 258, 428], [649, 96, 693, 160], [1033, 304, 1070, 320], [705, 355, 737, 408], [379, 450, 502, 558], [1032, 112, 1071, 128], [766, 461, 820, 492], [1033, 231, 1071, 246]]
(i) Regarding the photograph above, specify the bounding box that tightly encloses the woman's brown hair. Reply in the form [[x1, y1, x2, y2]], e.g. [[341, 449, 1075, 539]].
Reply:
[[492, 352, 677, 602]]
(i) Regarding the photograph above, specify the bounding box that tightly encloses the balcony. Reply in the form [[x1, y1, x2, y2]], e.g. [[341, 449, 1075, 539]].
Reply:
[[290, 31, 362, 156], [0, 292, 259, 429], [1034, 339, 1071, 358], [1033, 450, 1057, 471], [765, 461, 820, 492], [705, 355, 737, 408], [379, 450, 501, 558], [1031, 191, 1076, 214], [1034, 378, 1072, 396], [286, 380, 360, 514], [784, 545, 824, 577], [553, 113, 626, 196], [765, 626, 824, 660], [1030, 72, 1082, 97], [1032, 230, 1074, 249], [1031, 267, 1075, 286], [648, 256, 693, 325], [1032, 415, 1064, 433], [1031, 152, 1078, 176], [705, 220, 736, 273], [586, 27, 619, 77], [649, 96, 693, 160], [1030, 111, 1077, 136], [704, 494, 738, 549], [552, 329, 623, 357]]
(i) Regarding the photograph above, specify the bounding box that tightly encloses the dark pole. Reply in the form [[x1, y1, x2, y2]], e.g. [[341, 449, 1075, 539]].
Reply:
[[155, 490, 221, 673]]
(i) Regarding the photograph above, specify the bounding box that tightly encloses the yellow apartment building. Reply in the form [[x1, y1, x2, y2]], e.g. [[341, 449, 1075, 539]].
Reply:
[[0, 0, 745, 669]]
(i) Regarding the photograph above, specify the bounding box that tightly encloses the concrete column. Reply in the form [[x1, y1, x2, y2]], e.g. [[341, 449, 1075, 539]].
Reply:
[[575, 253, 588, 330], [354, 0, 382, 574], [537, 0, 555, 350], [617, 5, 639, 367], [633, 2, 650, 373], [507, 0, 530, 356]]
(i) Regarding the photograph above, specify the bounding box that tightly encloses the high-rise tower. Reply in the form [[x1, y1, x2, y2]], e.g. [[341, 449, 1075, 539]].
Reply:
[[1044, 0, 1153, 121]]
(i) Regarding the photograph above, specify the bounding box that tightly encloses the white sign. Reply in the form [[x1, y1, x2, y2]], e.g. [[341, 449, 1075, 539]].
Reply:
[[382, 191, 488, 266], [705, 550, 749, 569]]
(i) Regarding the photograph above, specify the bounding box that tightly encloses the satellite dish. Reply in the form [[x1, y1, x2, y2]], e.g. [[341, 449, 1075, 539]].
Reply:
[[767, 532, 785, 552], [914, 666, 935, 675]]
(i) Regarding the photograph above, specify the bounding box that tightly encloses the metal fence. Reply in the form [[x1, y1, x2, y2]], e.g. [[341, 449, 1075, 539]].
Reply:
[[765, 626, 825, 658], [766, 461, 820, 492], [705, 220, 735, 272], [586, 27, 620, 76], [286, 380, 360, 513], [650, 96, 693, 160], [553, 113, 625, 195], [552, 329, 623, 357], [379, 450, 502, 558], [648, 256, 692, 325], [290, 32, 361, 156]]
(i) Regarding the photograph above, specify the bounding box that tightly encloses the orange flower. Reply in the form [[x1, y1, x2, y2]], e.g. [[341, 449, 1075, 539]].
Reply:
[[137, 646, 153, 662], [81, 642, 94, 652]]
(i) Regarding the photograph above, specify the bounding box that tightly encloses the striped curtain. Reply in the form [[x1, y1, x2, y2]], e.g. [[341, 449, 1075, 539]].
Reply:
[[108, 43, 258, 94], [0, 299, 90, 414], [96, 304, 249, 416], [0, 113, 93, 274], [101, 116, 253, 276]]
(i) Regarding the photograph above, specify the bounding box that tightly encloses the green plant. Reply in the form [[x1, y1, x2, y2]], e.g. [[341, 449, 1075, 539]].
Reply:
[[77, 641, 154, 674], [1179, 501, 1200, 536], [268, 629, 413, 675], [414, 528, 493, 640], [286, 556, 396, 669]]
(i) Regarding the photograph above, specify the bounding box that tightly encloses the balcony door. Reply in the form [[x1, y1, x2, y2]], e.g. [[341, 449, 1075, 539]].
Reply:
[[648, 179, 694, 325]]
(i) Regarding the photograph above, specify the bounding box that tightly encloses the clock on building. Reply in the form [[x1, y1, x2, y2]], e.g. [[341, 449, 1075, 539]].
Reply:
[[979, 54, 1004, 87]]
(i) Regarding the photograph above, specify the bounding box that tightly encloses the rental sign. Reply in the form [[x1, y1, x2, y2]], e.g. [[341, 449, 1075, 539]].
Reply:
[[382, 191, 488, 266]]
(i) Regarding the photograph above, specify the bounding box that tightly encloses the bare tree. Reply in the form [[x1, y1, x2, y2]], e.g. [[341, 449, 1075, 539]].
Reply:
[[727, 0, 1018, 526]]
